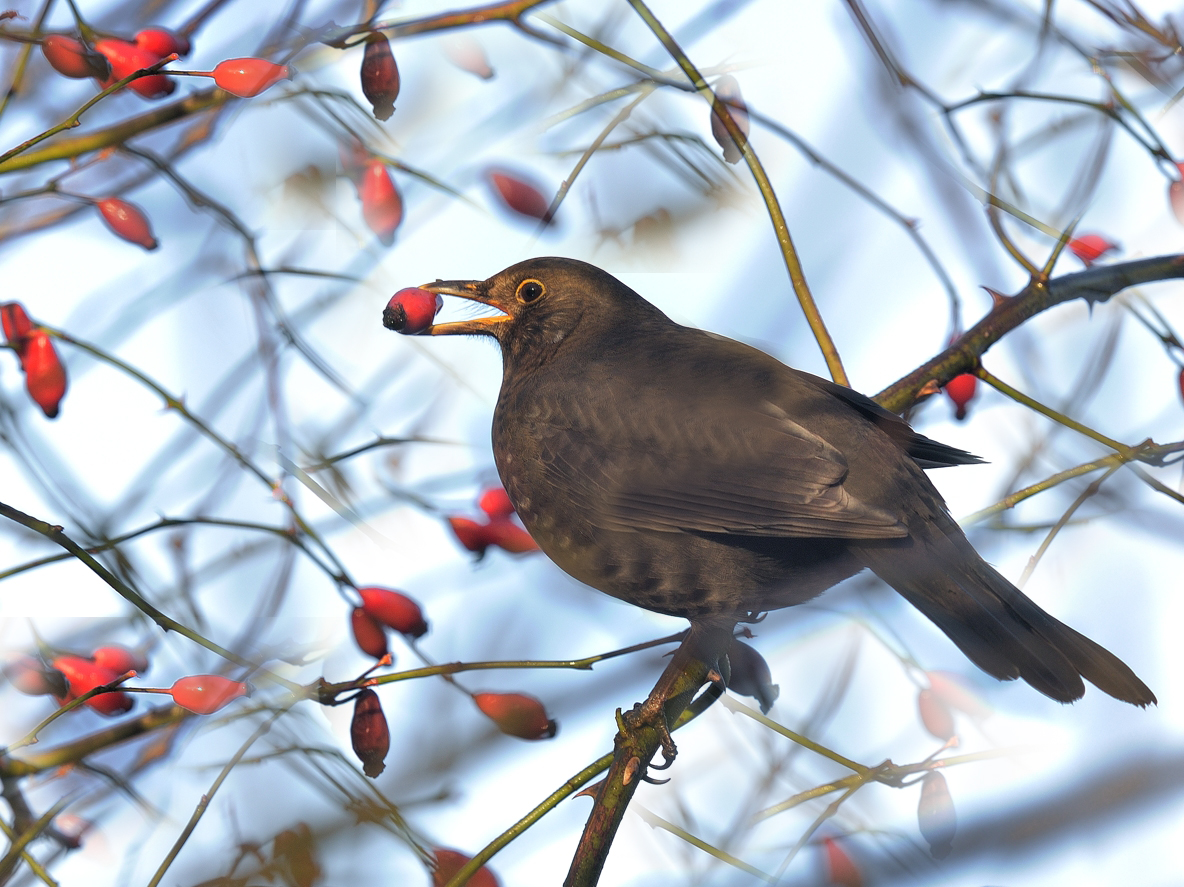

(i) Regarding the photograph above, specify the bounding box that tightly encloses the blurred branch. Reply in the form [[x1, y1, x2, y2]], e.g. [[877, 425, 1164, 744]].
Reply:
[[627, 0, 849, 385]]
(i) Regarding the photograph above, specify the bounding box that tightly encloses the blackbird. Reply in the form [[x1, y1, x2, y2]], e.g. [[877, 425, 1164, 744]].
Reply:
[[391, 257, 1154, 707]]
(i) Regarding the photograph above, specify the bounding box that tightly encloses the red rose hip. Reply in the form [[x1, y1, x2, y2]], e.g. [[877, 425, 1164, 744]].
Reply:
[[473, 691, 556, 740], [169, 675, 248, 713], [383, 288, 441, 335], [357, 586, 428, 638], [212, 58, 289, 97]]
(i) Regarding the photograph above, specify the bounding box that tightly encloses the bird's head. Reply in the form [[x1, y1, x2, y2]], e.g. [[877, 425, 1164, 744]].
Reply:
[[411, 257, 668, 371]]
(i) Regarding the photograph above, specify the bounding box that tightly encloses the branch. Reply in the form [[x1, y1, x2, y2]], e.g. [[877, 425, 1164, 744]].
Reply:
[[875, 254, 1184, 412]]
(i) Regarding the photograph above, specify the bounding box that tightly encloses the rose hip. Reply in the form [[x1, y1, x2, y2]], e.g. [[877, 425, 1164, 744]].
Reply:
[[383, 288, 441, 335]]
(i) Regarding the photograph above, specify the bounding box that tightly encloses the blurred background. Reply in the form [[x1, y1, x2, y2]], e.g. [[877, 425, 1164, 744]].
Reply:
[[1, 0, 1183, 884]]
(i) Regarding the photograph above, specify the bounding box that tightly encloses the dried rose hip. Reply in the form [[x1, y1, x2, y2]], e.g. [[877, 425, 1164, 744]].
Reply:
[[473, 691, 556, 740], [350, 606, 390, 659], [358, 586, 428, 638], [918, 771, 956, 859], [42, 35, 110, 80], [360, 31, 399, 121], [383, 287, 441, 334], [350, 687, 390, 778], [169, 675, 247, 713], [710, 74, 749, 164], [21, 330, 67, 418], [94, 37, 174, 98], [212, 57, 289, 97], [487, 169, 552, 224], [95, 197, 158, 250]]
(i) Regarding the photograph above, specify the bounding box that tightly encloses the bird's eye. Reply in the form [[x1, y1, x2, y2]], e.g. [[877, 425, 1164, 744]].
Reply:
[[517, 279, 545, 303]]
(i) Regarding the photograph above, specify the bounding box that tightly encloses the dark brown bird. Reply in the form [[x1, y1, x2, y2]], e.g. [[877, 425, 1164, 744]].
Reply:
[[389, 257, 1154, 707]]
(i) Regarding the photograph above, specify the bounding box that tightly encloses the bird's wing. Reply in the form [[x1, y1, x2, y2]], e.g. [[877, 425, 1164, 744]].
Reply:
[[543, 396, 907, 540]]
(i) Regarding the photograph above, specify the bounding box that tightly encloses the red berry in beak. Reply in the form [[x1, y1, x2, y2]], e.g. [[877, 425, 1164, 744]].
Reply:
[[383, 288, 441, 335]]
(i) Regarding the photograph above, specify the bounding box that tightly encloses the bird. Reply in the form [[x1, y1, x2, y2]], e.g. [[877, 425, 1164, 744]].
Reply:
[[388, 256, 1154, 708]]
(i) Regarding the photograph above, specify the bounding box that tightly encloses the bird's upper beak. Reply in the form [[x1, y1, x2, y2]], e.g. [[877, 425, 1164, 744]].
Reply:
[[420, 278, 512, 336]]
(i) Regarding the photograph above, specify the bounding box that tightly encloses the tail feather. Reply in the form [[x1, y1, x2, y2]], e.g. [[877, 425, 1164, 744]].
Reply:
[[865, 527, 1155, 707]]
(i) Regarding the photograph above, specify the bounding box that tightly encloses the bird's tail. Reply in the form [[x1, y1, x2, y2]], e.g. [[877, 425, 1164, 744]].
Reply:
[[862, 521, 1155, 706]]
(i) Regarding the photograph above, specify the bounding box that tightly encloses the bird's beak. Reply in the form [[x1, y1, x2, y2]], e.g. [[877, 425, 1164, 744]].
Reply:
[[420, 279, 512, 336]]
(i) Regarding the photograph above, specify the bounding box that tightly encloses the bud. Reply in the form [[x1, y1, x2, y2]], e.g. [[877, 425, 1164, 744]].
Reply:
[[917, 771, 956, 859], [170, 674, 248, 714], [212, 57, 290, 97], [943, 373, 977, 421], [358, 159, 403, 245], [350, 688, 390, 778], [473, 691, 556, 740], [487, 169, 552, 224], [95, 197, 159, 250], [21, 330, 67, 418], [726, 639, 779, 713], [432, 848, 501, 887], [357, 586, 428, 638], [710, 74, 749, 164], [350, 606, 389, 659], [360, 31, 399, 121]]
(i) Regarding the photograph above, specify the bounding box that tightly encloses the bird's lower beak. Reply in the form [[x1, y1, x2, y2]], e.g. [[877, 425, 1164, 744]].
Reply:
[[420, 279, 511, 336]]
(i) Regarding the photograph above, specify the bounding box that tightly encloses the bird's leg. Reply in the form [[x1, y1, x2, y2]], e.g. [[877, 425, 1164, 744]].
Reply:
[[620, 618, 735, 769]]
